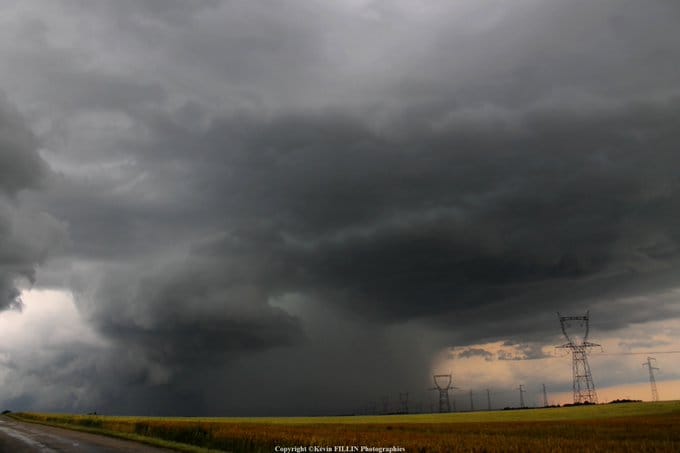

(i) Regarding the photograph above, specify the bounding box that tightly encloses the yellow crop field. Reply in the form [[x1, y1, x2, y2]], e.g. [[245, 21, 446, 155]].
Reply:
[[13, 401, 680, 452]]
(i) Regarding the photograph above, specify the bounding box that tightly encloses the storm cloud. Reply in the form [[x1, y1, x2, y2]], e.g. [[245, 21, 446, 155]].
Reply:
[[0, 99, 45, 195], [81, 97, 680, 344], [0, 97, 63, 311], [2, 0, 680, 414]]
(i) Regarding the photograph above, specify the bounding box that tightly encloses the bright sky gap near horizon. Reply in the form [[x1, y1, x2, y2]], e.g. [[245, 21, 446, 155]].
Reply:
[[1, 0, 680, 416]]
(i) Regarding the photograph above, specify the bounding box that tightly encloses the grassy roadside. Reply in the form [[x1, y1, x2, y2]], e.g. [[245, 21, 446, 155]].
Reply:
[[6, 413, 222, 453], [9, 401, 680, 453]]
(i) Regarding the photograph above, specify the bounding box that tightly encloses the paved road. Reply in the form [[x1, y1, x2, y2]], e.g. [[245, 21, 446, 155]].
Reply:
[[0, 416, 178, 452]]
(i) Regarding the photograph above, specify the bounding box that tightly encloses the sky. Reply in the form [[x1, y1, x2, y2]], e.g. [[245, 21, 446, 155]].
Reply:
[[1, 0, 680, 416]]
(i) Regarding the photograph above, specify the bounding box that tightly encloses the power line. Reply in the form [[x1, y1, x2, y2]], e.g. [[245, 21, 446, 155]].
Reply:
[[594, 350, 680, 356], [516, 350, 680, 360]]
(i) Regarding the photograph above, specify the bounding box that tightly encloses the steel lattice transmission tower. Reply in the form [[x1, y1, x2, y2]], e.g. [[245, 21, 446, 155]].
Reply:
[[557, 311, 600, 404], [642, 357, 659, 402], [518, 384, 526, 408], [486, 389, 492, 411], [399, 392, 409, 414], [381, 396, 390, 415], [431, 374, 456, 413]]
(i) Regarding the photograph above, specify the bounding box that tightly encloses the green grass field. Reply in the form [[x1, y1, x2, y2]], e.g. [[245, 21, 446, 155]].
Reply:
[[12, 401, 680, 452]]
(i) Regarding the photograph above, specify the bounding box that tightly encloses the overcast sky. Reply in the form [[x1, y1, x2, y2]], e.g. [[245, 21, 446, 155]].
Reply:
[[1, 0, 680, 416]]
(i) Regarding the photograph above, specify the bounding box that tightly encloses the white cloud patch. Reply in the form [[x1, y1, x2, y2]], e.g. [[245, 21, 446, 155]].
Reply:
[[0, 289, 108, 411]]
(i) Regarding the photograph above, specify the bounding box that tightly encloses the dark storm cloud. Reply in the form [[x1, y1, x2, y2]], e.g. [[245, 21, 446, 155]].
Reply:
[[0, 97, 64, 311], [95, 96, 679, 338], [4, 0, 680, 414], [58, 91, 680, 391], [0, 204, 61, 311], [455, 348, 494, 361], [73, 0, 221, 25], [497, 342, 551, 361], [84, 256, 303, 365], [0, 98, 45, 195]]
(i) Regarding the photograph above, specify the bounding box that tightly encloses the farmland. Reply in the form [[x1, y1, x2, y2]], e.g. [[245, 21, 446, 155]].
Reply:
[[12, 401, 680, 452]]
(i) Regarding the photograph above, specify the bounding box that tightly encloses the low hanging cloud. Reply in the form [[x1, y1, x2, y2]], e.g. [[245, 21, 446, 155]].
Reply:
[[0, 97, 65, 311], [454, 348, 495, 362], [81, 254, 303, 366], [0, 98, 46, 195], [89, 96, 680, 338], [62, 93, 680, 400]]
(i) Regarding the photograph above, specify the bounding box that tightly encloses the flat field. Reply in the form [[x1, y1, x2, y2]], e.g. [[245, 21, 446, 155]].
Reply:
[[13, 401, 680, 453]]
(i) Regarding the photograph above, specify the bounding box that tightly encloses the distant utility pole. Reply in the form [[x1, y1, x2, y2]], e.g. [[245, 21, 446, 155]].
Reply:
[[381, 396, 389, 415], [518, 384, 526, 408], [542, 384, 549, 407], [469, 390, 474, 411], [431, 374, 456, 413], [642, 357, 660, 402], [399, 392, 409, 414], [368, 401, 376, 415], [557, 311, 600, 404], [486, 389, 492, 411]]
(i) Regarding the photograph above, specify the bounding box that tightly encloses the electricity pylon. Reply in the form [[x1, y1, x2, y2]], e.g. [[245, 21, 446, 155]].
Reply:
[[542, 384, 549, 407], [518, 384, 526, 408], [368, 401, 376, 415], [469, 390, 474, 411], [381, 396, 389, 414], [557, 311, 600, 404], [486, 389, 492, 411], [399, 392, 409, 414], [430, 374, 457, 413], [642, 357, 659, 402]]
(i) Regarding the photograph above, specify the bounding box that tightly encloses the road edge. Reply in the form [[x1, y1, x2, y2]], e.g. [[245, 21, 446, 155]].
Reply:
[[5, 414, 226, 453]]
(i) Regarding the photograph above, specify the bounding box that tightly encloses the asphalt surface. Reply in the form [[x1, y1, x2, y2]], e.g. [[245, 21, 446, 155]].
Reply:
[[0, 416, 178, 452]]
